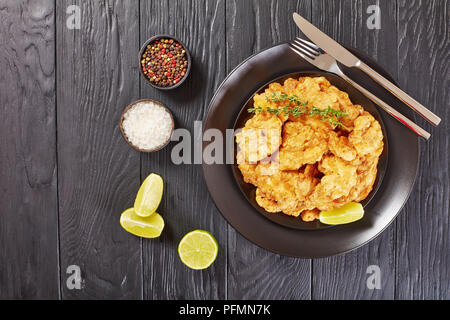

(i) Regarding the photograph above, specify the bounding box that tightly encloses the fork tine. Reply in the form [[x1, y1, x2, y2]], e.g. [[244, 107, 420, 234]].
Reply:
[[288, 43, 315, 63], [293, 38, 320, 57], [296, 37, 321, 52], [289, 42, 315, 60]]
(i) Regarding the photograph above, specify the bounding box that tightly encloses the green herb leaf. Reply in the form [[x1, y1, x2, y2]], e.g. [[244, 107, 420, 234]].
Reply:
[[253, 94, 348, 128]]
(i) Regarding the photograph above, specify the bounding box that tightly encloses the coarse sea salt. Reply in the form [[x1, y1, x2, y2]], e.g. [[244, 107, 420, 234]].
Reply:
[[122, 101, 173, 150]]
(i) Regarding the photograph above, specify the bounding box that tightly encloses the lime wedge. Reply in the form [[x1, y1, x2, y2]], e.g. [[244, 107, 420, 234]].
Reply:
[[134, 173, 164, 217], [120, 208, 164, 238], [320, 202, 364, 225], [178, 230, 218, 270]]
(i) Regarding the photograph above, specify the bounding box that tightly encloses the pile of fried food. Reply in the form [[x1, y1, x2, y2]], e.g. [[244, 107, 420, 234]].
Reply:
[[236, 76, 384, 222]]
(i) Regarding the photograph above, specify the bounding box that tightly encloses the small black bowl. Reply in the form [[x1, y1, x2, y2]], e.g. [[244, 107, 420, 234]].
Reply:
[[139, 35, 192, 90]]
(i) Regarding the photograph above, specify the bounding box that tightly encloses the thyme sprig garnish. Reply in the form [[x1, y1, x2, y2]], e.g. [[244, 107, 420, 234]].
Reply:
[[248, 93, 348, 128]]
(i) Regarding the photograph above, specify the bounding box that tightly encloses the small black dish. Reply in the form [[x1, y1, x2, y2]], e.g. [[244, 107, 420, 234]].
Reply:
[[139, 34, 192, 90]]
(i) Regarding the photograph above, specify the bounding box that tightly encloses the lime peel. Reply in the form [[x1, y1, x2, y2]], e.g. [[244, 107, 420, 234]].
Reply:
[[319, 202, 364, 225], [134, 173, 164, 217], [178, 230, 218, 270], [120, 208, 164, 238]]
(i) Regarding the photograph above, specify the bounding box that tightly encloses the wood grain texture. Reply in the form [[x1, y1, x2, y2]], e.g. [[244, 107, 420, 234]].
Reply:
[[311, 0, 397, 300], [0, 0, 59, 299], [395, 0, 449, 300], [226, 0, 312, 300], [0, 0, 448, 300], [56, 0, 142, 299], [140, 0, 227, 300]]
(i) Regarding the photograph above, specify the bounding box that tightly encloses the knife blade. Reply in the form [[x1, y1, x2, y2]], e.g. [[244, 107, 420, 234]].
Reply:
[[292, 12, 441, 126], [293, 12, 360, 67]]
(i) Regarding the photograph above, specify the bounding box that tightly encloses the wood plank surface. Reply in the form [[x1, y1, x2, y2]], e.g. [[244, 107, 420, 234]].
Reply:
[[0, 0, 448, 300], [395, 0, 449, 300], [226, 0, 312, 300], [139, 0, 227, 300], [0, 0, 59, 299], [311, 0, 397, 300], [56, 0, 142, 299]]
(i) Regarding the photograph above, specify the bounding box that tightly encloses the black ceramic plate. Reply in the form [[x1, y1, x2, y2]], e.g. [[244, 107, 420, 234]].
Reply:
[[232, 71, 389, 230], [202, 43, 419, 258]]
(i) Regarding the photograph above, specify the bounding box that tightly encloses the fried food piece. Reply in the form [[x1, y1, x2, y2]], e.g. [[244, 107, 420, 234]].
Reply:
[[253, 82, 292, 122], [295, 115, 333, 132], [279, 122, 328, 171], [349, 112, 384, 157], [339, 103, 364, 130], [304, 163, 320, 178], [237, 159, 258, 185], [295, 77, 339, 110], [328, 131, 357, 161], [322, 80, 364, 129], [283, 78, 299, 94], [310, 155, 358, 211], [236, 112, 282, 163], [301, 209, 320, 222], [347, 157, 379, 203], [257, 172, 301, 214], [288, 77, 363, 130], [255, 188, 282, 213], [247, 162, 319, 216], [236, 76, 384, 222], [254, 87, 281, 114]]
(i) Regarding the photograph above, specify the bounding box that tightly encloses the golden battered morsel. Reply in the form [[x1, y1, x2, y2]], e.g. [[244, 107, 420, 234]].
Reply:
[[235, 112, 282, 163], [236, 76, 384, 222], [301, 209, 320, 222], [255, 188, 282, 213], [349, 111, 384, 157], [328, 131, 357, 161], [279, 122, 328, 171]]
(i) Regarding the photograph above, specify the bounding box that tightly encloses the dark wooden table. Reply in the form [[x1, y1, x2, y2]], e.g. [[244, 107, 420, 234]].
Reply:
[[0, 0, 448, 300]]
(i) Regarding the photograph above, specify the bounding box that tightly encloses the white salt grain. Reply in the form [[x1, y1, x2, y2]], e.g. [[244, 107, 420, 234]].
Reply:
[[122, 101, 173, 150]]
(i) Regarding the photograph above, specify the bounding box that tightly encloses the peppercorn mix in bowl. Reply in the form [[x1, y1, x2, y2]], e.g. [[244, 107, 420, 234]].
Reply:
[[139, 35, 191, 90]]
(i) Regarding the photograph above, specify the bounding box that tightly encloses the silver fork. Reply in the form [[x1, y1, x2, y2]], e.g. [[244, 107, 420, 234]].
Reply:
[[289, 38, 431, 140]]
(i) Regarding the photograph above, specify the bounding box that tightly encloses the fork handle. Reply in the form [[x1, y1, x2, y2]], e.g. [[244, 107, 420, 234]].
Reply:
[[339, 72, 431, 140], [357, 61, 441, 126]]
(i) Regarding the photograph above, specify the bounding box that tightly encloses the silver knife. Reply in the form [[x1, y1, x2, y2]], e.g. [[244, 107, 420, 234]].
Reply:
[[293, 12, 441, 126]]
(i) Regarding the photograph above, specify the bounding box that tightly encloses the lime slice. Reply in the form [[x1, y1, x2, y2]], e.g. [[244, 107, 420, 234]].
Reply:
[[178, 230, 218, 270], [120, 208, 164, 238], [320, 202, 364, 225], [134, 173, 164, 217]]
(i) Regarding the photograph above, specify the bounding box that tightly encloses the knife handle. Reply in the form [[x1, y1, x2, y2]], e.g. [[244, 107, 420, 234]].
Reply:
[[357, 61, 441, 126], [338, 72, 431, 140]]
